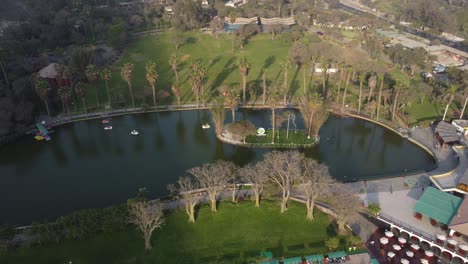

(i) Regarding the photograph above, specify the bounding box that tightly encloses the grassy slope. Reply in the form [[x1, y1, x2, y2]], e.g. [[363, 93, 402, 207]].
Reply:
[[1, 201, 354, 264], [92, 32, 294, 107]]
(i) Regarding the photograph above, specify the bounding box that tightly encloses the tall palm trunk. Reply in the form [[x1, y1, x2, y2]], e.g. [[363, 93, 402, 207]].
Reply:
[[442, 95, 454, 121], [303, 64, 307, 94], [283, 70, 288, 105], [321, 72, 326, 96], [94, 84, 100, 108], [105, 80, 111, 107], [358, 79, 363, 114], [460, 97, 468, 119], [262, 72, 267, 105], [82, 98, 87, 115], [392, 88, 400, 121], [44, 100, 51, 117], [128, 81, 135, 108], [376, 76, 384, 120], [271, 108, 276, 143], [341, 69, 352, 111], [231, 108, 235, 122], [242, 74, 247, 104], [151, 84, 156, 107], [61, 98, 66, 114], [336, 68, 344, 103]]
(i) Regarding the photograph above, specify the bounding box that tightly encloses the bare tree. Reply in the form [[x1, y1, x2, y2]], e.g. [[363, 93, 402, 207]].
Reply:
[[189, 161, 235, 212], [298, 93, 329, 139], [263, 151, 303, 213], [298, 159, 334, 221], [128, 200, 165, 250], [240, 162, 269, 207], [170, 177, 201, 223], [329, 183, 361, 232]]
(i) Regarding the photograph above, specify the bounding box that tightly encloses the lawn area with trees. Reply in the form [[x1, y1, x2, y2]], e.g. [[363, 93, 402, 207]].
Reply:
[[0, 201, 358, 264]]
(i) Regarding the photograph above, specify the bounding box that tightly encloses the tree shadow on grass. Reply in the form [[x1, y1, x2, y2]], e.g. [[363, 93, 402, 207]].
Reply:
[[207, 57, 237, 95], [289, 66, 301, 99], [207, 55, 222, 72]]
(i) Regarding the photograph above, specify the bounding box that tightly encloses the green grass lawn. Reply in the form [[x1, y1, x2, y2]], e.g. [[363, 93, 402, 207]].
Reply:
[[405, 101, 456, 126], [1, 201, 356, 264], [89, 32, 297, 108]]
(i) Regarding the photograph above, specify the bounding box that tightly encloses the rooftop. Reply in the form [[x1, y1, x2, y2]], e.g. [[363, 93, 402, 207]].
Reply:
[[413, 186, 463, 225]]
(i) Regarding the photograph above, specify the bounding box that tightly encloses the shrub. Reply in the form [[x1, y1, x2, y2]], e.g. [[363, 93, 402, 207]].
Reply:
[[430, 219, 437, 226], [414, 213, 422, 220], [325, 237, 340, 251], [367, 203, 381, 216]]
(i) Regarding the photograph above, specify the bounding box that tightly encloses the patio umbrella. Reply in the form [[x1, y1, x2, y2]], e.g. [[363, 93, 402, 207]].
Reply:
[[406, 251, 414, 257], [436, 234, 447, 240], [459, 244, 468, 251], [447, 239, 458, 245], [393, 244, 402, 251], [387, 252, 396, 258], [380, 237, 389, 244], [385, 231, 394, 237], [421, 259, 429, 264], [401, 258, 410, 264], [425, 251, 434, 257], [399, 238, 407, 244], [410, 244, 420, 250]]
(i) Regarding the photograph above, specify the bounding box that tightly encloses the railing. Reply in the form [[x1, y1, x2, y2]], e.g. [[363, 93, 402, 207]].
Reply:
[[379, 212, 436, 241]]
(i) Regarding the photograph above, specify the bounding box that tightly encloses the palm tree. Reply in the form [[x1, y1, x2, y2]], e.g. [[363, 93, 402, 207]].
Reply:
[[75, 82, 88, 115], [190, 72, 202, 107], [459, 88, 468, 119], [85, 64, 100, 108], [169, 54, 179, 82], [237, 56, 250, 105], [145, 61, 159, 108], [267, 91, 281, 144], [58, 86, 69, 114], [34, 76, 51, 117], [262, 70, 267, 105], [281, 60, 291, 105], [171, 82, 182, 108], [63, 66, 77, 111], [391, 82, 409, 121], [100, 68, 112, 107], [225, 89, 240, 122], [357, 72, 366, 114], [54, 63, 65, 89], [335, 61, 345, 103], [442, 84, 461, 121], [198, 66, 207, 96], [121, 63, 135, 108], [341, 66, 353, 111], [376, 72, 385, 120], [320, 59, 329, 96]]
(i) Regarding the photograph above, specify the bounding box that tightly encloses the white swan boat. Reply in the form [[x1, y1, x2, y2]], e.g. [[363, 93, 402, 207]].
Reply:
[[104, 126, 112, 130], [131, 130, 139, 135], [202, 124, 210, 129]]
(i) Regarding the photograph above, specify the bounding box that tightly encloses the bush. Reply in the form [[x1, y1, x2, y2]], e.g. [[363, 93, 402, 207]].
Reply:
[[27, 204, 129, 246], [367, 203, 381, 216], [430, 219, 437, 226]]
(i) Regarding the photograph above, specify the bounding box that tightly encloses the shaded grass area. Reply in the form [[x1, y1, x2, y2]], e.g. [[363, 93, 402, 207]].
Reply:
[[246, 129, 317, 146], [1, 201, 356, 264]]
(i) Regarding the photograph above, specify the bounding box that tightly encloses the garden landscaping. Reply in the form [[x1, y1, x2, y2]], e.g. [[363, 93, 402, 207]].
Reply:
[[0, 201, 361, 263]]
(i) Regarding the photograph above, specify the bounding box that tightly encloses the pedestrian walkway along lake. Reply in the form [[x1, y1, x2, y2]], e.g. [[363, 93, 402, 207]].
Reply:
[[0, 109, 435, 225]]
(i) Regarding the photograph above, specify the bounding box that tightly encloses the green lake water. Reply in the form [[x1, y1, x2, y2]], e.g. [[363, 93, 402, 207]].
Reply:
[[0, 109, 435, 225]]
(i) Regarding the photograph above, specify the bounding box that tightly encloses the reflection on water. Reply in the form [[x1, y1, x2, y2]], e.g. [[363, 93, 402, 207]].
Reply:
[[0, 110, 434, 225]]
